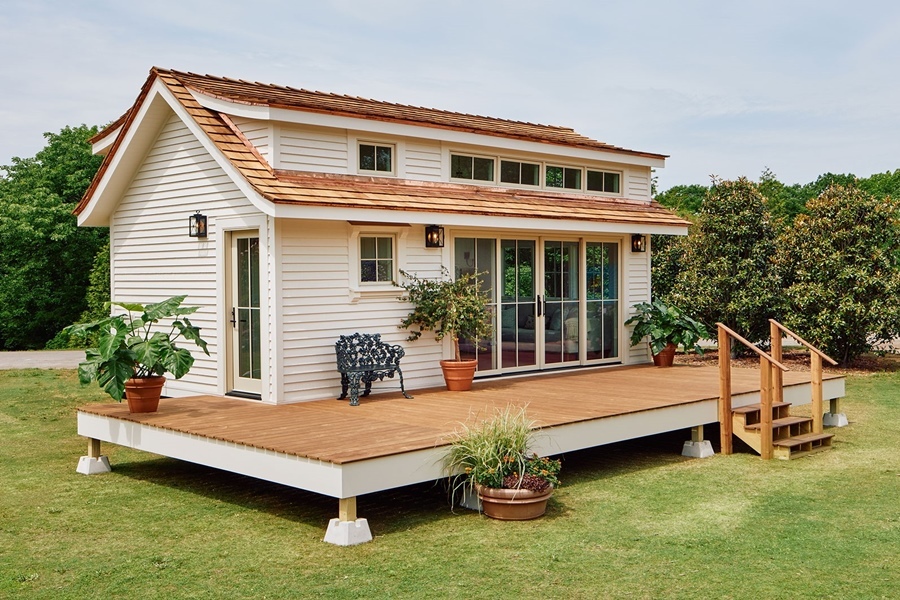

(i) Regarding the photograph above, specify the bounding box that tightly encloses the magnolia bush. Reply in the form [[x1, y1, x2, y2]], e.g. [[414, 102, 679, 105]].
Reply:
[[778, 185, 900, 363]]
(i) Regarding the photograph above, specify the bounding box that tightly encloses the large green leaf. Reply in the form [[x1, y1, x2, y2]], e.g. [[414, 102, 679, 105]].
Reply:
[[143, 295, 188, 321], [97, 317, 127, 360], [165, 347, 195, 379]]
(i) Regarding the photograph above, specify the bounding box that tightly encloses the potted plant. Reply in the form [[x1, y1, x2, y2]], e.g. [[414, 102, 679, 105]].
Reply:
[[624, 299, 709, 367], [398, 268, 493, 391], [65, 295, 209, 412], [445, 405, 561, 520]]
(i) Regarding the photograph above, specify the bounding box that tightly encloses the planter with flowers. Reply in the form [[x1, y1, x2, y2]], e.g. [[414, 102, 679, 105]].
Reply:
[[445, 405, 561, 520]]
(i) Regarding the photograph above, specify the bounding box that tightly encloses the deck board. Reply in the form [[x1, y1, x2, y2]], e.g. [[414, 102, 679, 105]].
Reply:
[[77, 365, 839, 465]]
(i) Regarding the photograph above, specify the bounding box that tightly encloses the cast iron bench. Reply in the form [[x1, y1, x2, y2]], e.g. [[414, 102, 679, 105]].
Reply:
[[334, 333, 412, 406]]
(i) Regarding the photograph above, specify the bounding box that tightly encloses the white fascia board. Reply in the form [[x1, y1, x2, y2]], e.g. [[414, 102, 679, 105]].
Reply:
[[190, 90, 666, 169], [270, 203, 688, 236], [91, 126, 122, 156], [79, 81, 274, 226]]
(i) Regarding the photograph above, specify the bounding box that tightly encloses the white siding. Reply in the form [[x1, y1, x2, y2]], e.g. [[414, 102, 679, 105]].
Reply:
[[625, 166, 652, 200], [403, 140, 442, 181], [111, 113, 263, 396], [625, 245, 652, 364], [231, 116, 271, 163], [279, 220, 445, 403], [278, 124, 348, 173]]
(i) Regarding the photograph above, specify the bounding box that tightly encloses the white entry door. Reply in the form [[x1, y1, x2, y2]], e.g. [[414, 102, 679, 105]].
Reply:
[[229, 232, 262, 396]]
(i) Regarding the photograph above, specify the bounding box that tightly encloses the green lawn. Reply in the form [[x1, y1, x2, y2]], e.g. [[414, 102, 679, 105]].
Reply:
[[1, 368, 897, 599]]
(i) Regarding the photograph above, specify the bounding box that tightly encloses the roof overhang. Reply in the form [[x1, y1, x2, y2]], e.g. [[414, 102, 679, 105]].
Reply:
[[190, 89, 667, 169]]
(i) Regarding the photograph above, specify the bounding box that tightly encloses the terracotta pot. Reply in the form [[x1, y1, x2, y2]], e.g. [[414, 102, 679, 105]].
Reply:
[[124, 376, 166, 413], [476, 484, 553, 520], [652, 342, 677, 367], [440, 359, 478, 391]]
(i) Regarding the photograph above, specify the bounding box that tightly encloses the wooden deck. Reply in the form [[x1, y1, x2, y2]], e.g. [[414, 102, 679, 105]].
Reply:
[[77, 364, 845, 503]]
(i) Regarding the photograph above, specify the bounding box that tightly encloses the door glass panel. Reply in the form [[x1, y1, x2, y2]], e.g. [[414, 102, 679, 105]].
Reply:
[[235, 236, 261, 383], [544, 241, 580, 365], [586, 242, 619, 360], [500, 240, 537, 369], [455, 238, 496, 371]]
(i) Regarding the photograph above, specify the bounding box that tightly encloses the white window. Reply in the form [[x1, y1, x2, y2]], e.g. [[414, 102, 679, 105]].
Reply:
[[359, 235, 394, 283], [500, 160, 540, 186], [359, 143, 393, 173], [546, 165, 583, 190], [451, 154, 495, 182], [586, 170, 621, 194]]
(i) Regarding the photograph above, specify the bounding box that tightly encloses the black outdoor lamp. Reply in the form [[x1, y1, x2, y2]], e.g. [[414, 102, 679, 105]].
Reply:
[[189, 211, 208, 238], [631, 234, 646, 253], [425, 224, 445, 248]]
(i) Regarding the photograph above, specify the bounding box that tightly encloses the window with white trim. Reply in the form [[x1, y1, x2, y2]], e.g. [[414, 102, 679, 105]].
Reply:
[[359, 143, 393, 173], [500, 160, 540, 186], [586, 170, 621, 194], [360, 235, 394, 283], [546, 165, 582, 190], [451, 154, 495, 182]]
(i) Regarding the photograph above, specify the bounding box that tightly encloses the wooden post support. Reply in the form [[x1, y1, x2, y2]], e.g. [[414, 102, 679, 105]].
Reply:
[[691, 425, 704, 443], [770, 321, 784, 406], [830, 397, 842, 416], [760, 355, 773, 460], [718, 326, 733, 455], [811, 352, 824, 434], [338, 497, 357, 522], [88, 438, 101, 459]]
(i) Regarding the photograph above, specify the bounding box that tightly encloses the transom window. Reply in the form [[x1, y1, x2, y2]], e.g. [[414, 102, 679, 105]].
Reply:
[[587, 170, 620, 194], [360, 236, 394, 283], [500, 160, 540, 186], [546, 166, 582, 190], [359, 143, 393, 173], [451, 154, 495, 182]]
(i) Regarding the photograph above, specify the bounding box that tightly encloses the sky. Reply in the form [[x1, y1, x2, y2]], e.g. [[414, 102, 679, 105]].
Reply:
[[1, 0, 899, 191]]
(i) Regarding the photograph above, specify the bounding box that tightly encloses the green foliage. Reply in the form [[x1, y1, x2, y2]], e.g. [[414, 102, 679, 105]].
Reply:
[[649, 232, 687, 301], [778, 185, 900, 363], [624, 299, 709, 355], [444, 405, 561, 497], [398, 268, 493, 361], [667, 177, 782, 347], [758, 167, 808, 229], [46, 239, 111, 349], [64, 295, 210, 401], [0, 124, 106, 349], [654, 183, 708, 215]]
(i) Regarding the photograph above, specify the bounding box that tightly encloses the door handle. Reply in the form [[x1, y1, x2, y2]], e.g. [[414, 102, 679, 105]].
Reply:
[[230, 307, 237, 328], [537, 295, 543, 317]]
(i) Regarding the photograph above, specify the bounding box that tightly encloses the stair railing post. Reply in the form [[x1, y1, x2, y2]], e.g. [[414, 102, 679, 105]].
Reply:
[[770, 320, 784, 406], [718, 325, 733, 455], [760, 355, 774, 460], [811, 352, 824, 434]]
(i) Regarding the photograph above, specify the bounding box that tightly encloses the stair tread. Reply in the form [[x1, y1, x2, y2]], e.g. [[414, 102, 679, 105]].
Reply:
[[733, 402, 791, 414], [745, 416, 812, 430], [773, 432, 835, 448]]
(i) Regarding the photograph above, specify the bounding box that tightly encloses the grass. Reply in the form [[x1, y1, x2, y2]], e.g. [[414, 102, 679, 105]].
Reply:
[[1, 368, 898, 599]]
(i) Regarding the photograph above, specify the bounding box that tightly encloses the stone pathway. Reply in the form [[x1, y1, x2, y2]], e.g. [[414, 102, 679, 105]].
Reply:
[[0, 351, 83, 370]]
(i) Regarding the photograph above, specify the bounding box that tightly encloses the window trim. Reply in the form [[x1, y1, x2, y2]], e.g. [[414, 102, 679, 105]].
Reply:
[[357, 141, 396, 175], [545, 164, 584, 191], [499, 158, 541, 187], [449, 152, 496, 183], [348, 225, 408, 302], [585, 169, 622, 195]]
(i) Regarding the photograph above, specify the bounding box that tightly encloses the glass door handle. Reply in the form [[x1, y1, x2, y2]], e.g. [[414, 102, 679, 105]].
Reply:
[[230, 307, 237, 328], [537, 295, 543, 316]]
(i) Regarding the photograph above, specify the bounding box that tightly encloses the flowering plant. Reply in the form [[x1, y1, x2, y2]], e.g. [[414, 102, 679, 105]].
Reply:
[[445, 405, 561, 498]]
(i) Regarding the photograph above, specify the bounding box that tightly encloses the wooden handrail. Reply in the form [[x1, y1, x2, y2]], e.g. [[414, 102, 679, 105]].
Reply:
[[717, 322, 789, 460], [715, 323, 789, 371], [769, 319, 835, 434], [768, 319, 838, 366]]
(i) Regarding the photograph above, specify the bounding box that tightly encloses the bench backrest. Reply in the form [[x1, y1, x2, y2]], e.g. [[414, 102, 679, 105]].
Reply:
[[335, 333, 405, 371]]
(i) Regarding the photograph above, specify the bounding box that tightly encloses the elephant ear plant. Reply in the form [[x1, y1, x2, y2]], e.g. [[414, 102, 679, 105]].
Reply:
[[624, 299, 709, 355], [65, 295, 209, 401]]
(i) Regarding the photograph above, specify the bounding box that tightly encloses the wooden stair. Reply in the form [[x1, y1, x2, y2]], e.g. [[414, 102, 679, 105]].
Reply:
[[732, 401, 833, 460]]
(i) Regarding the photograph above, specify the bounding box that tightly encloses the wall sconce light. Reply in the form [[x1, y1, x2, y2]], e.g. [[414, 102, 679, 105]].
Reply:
[[188, 212, 208, 238], [425, 224, 444, 248], [631, 234, 646, 253]]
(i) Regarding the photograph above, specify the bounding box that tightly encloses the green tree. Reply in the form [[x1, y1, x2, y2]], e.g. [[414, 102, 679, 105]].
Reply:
[[778, 184, 900, 364], [757, 167, 808, 229], [655, 184, 708, 216], [0, 125, 105, 349], [667, 177, 782, 346]]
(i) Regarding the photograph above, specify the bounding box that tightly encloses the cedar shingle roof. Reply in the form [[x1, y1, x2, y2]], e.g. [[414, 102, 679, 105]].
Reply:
[[77, 67, 686, 230]]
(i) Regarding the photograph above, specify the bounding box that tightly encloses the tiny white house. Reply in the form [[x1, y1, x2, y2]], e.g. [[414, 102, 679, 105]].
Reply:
[[75, 67, 690, 404]]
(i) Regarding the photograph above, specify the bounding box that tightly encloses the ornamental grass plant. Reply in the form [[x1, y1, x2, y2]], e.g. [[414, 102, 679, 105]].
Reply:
[[445, 405, 561, 500]]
